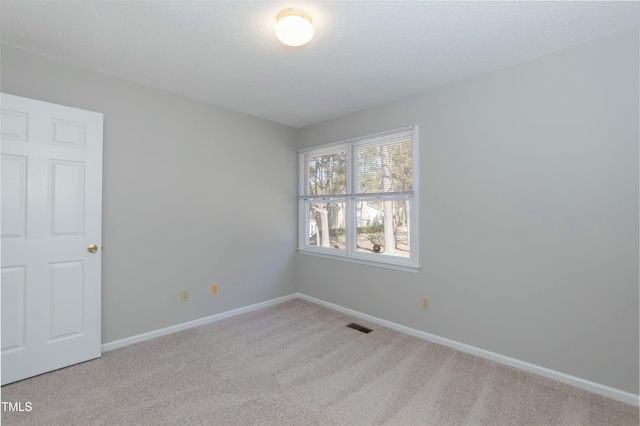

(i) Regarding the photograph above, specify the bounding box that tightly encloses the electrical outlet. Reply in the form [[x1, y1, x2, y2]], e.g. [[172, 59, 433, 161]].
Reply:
[[211, 284, 218, 295], [421, 297, 430, 310], [180, 290, 190, 302]]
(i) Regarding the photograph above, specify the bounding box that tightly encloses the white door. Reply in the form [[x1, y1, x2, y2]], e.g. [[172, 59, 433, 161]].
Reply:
[[1, 93, 103, 385]]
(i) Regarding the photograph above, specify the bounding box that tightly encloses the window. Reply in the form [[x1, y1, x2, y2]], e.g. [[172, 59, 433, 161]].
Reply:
[[298, 126, 419, 271]]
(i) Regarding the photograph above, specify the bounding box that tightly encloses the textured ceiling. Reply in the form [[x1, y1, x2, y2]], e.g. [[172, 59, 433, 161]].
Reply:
[[1, 1, 639, 128]]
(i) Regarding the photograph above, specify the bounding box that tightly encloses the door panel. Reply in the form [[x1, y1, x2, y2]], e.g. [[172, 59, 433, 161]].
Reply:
[[0, 109, 28, 141], [1, 266, 27, 352], [51, 118, 86, 149], [1, 154, 27, 238], [1, 93, 103, 385], [49, 260, 85, 340], [50, 160, 86, 236]]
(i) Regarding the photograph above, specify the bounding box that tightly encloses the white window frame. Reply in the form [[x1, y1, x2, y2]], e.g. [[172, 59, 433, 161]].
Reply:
[[298, 126, 419, 272]]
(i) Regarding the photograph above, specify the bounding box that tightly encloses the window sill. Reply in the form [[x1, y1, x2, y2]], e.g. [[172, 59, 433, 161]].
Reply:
[[297, 248, 420, 273]]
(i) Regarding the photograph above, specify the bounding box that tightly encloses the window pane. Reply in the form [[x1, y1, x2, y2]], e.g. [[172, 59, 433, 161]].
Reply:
[[357, 141, 412, 194], [356, 199, 410, 258], [307, 152, 347, 196], [308, 202, 346, 250]]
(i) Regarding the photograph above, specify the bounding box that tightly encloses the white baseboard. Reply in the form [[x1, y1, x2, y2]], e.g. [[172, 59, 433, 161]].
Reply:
[[101, 293, 298, 352], [101, 291, 638, 406], [297, 293, 640, 407]]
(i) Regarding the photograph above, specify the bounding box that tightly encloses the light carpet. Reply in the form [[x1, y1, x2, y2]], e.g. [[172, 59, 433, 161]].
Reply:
[[2, 298, 638, 425]]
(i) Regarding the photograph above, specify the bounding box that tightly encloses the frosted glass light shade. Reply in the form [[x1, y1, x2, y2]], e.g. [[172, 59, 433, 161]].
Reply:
[[275, 9, 314, 47]]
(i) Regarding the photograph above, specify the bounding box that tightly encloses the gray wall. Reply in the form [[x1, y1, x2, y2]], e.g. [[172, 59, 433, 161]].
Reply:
[[298, 27, 639, 394], [1, 26, 637, 395], [1, 45, 299, 343]]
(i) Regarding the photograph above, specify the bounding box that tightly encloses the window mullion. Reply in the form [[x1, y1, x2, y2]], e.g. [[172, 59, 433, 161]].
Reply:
[[345, 143, 355, 256]]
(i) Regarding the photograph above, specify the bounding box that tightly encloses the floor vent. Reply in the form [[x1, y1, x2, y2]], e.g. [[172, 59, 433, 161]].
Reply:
[[346, 323, 373, 334]]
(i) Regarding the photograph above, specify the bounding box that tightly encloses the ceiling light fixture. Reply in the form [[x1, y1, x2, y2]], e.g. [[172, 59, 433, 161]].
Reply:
[[275, 9, 314, 47]]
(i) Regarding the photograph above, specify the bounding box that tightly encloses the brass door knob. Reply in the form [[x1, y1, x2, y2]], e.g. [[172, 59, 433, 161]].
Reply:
[[87, 244, 98, 253]]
